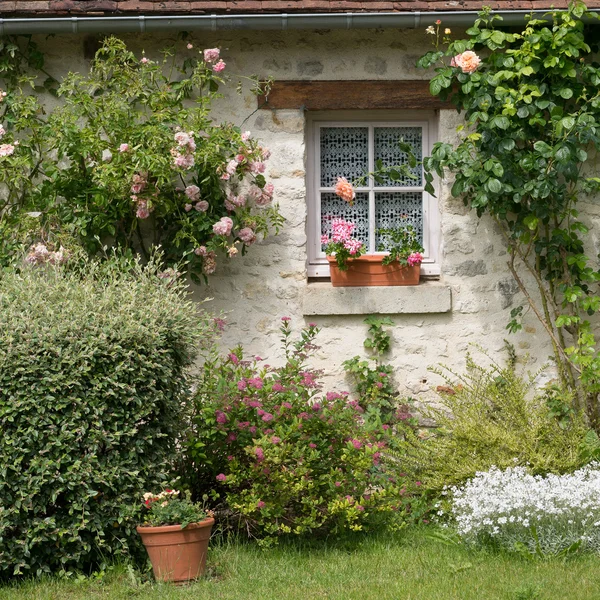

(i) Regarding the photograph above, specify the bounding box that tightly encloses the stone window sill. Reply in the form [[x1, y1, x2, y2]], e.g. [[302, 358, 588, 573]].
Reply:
[[302, 281, 452, 315]]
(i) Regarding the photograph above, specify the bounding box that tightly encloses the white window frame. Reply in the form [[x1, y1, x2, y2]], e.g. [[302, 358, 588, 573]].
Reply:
[[306, 110, 440, 278]]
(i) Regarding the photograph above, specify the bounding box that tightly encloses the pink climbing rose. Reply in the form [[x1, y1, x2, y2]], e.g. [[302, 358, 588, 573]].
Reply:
[[334, 177, 355, 204], [451, 50, 481, 74]]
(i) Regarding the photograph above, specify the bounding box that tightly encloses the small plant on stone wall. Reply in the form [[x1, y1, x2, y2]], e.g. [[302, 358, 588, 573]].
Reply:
[[419, 0, 600, 427], [0, 36, 283, 280], [343, 316, 406, 423]]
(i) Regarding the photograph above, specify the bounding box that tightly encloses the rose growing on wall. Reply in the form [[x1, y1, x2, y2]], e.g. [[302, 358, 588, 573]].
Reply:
[[0, 36, 283, 280]]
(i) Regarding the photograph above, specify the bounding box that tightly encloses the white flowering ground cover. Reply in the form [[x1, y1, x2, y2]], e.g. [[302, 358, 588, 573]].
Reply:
[[445, 465, 600, 555]]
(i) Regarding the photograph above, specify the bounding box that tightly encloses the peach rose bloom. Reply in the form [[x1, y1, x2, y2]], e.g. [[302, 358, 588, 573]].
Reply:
[[334, 177, 355, 204], [454, 51, 481, 74]]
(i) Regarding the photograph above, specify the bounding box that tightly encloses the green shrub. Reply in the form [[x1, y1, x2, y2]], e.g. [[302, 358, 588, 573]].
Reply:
[[187, 319, 413, 543], [402, 347, 587, 493], [0, 258, 214, 577]]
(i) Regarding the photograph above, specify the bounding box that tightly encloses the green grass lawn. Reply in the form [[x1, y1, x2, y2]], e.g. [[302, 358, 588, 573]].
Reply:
[[2, 528, 599, 600]]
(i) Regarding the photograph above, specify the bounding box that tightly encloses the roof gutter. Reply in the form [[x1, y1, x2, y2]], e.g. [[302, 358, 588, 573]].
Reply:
[[1, 9, 599, 36]]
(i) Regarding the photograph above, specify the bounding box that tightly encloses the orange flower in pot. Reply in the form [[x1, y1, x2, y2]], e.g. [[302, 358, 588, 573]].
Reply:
[[136, 489, 214, 583]]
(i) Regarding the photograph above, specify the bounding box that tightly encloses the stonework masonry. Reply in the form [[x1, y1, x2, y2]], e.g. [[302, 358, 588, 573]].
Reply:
[[33, 27, 569, 403]]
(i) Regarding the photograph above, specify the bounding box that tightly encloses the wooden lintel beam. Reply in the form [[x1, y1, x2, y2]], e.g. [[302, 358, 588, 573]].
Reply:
[[257, 80, 453, 111]]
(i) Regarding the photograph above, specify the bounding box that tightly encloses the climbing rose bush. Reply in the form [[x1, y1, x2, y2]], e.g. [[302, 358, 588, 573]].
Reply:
[[0, 36, 282, 279], [187, 319, 412, 541]]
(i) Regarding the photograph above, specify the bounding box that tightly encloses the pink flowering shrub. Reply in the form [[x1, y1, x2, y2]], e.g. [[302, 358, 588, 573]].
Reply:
[[187, 319, 414, 541], [0, 36, 282, 278]]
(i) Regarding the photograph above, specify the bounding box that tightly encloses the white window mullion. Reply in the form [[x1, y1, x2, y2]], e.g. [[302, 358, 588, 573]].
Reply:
[[368, 125, 375, 254], [315, 123, 323, 260]]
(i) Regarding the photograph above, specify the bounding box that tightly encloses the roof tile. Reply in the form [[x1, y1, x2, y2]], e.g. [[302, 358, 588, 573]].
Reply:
[[3, 0, 600, 17]]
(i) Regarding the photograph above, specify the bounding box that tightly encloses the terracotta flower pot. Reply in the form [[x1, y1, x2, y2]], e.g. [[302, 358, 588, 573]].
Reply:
[[137, 517, 214, 583], [327, 255, 421, 287]]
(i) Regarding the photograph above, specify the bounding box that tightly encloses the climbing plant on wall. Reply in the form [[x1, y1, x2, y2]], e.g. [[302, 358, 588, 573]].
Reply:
[[420, 1, 600, 427], [0, 36, 282, 281]]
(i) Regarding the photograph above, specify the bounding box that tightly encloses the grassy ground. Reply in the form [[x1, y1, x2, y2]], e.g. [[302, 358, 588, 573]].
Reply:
[[2, 528, 599, 600]]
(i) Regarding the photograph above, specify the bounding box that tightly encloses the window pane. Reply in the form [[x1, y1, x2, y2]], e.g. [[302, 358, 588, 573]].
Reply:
[[321, 192, 369, 247], [374, 192, 423, 250], [320, 127, 369, 188], [374, 127, 422, 187]]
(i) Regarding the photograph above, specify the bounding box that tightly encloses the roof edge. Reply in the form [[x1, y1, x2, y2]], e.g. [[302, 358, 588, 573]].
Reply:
[[2, 9, 599, 36]]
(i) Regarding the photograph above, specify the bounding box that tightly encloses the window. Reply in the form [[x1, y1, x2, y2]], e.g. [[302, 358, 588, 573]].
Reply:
[[306, 111, 440, 278]]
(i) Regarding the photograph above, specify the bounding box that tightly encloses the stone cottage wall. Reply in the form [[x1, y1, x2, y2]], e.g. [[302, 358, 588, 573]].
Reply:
[[33, 27, 558, 401]]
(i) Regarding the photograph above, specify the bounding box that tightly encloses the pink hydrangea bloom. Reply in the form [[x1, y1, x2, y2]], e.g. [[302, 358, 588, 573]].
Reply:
[[203, 48, 220, 63], [257, 500, 266, 509], [334, 177, 355, 204], [255, 447, 265, 462], [213, 216, 233, 236], [216, 473, 227, 482], [261, 412, 274, 422], [271, 436, 281, 444], [216, 410, 228, 424], [212, 59, 226, 73], [309, 443, 317, 449], [237, 380, 247, 391], [272, 382, 284, 392]]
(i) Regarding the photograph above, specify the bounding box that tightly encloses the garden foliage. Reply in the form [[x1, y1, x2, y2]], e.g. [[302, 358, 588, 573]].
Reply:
[[0, 257, 215, 577], [403, 348, 586, 492], [0, 36, 282, 280], [419, 1, 600, 424], [187, 319, 414, 542]]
